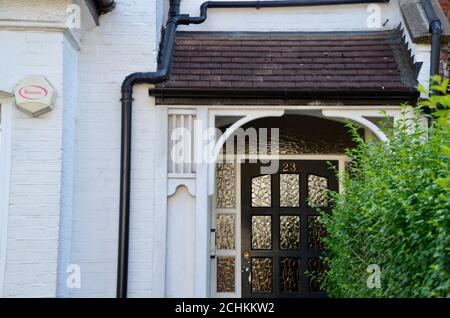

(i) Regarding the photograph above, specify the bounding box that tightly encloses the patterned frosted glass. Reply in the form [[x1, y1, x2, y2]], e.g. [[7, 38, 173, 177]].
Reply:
[[280, 215, 300, 250], [216, 163, 236, 209], [251, 258, 273, 293], [216, 214, 235, 250], [308, 257, 326, 292], [217, 257, 235, 293], [251, 175, 271, 207], [308, 175, 328, 207], [280, 174, 300, 207], [280, 258, 301, 293], [220, 116, 357, 156], [251, 216, 272, 250], [308, 216, 326, 250]]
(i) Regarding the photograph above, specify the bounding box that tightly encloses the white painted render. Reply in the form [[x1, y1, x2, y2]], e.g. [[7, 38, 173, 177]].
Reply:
[[0, 0, 433, 298], [180, 0, 403, 32]]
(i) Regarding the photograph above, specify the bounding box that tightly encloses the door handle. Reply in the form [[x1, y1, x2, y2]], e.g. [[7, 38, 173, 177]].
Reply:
[[210, 229, 216, 259], [242, 250, 251, 273]]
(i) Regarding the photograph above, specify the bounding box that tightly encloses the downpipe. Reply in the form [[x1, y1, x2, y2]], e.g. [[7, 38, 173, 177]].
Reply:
[[419, 0, 442, 127], [420, 0, 442, 77], [96, 0, 116, 15]]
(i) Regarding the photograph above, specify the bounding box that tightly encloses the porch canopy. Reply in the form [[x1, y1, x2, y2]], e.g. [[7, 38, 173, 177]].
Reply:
[[150, 29, 420, 105]]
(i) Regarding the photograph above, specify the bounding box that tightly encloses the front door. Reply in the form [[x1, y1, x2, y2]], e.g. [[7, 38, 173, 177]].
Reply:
[[241, 160, 338, 298]]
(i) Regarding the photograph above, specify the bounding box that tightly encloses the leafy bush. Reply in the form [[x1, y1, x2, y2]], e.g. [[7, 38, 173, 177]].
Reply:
[[320, 78, 450, 297]]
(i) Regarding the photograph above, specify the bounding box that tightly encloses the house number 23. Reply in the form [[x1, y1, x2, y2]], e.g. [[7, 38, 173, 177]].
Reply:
[[281, 161, 297, 173]]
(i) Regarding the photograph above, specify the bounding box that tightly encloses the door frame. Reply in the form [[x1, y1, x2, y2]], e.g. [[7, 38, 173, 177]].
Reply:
[[211, 154, 349, 298]]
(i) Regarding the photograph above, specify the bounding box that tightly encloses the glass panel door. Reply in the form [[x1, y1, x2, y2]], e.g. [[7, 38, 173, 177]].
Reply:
[[241, 160, 338, 298]]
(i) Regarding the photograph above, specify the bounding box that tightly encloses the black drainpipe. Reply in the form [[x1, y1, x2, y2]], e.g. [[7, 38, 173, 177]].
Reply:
[[95, 0, 116, 15], [420, 0, 442, 125], [117, 0, 390, 299], [420, 0, 442, 77]]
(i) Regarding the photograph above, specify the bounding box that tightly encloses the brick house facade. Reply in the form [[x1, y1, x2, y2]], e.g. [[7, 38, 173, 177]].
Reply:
[[0, 0, 449, 298]]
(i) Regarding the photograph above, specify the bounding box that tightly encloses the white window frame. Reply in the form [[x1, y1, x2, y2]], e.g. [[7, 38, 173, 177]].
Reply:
[[0, 92, 12, 297]]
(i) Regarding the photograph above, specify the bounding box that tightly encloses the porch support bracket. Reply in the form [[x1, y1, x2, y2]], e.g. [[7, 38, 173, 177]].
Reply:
[[168, 175, 196, 197], [208, 110, 285, 195], [321, 110, 389, 142]]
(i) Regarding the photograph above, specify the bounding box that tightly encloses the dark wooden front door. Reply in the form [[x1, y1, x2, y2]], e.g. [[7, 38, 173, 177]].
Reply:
[[241, 160, 338, 298]]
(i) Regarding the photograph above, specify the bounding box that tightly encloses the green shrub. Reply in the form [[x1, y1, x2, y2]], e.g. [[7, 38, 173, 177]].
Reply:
[[320, 77, 450, 297]]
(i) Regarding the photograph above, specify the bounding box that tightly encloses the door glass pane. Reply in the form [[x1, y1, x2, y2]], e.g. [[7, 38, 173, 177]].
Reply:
[[308, 257, 326, 292], [280, 215, 300, 249], [216, 214, 235, 250], [308, 216, 326, 250], [216, 163, 236, 208], [308, 175, 328, 207], [251, 258, 273, 293], [280, 174, 300, 207], [217, 257, 235, 293], [251, 175, 271, 207], [251, 215, 272, 249], [280, 258, 301, 293]]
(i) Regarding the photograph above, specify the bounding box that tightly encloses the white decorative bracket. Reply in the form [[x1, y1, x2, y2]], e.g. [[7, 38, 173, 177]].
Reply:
[[213, 110, 285, 162], [208, 110, 285, 195], [167, 109, 197, 197], [168, 175, 196, 197], [322, 110, 388, 142]]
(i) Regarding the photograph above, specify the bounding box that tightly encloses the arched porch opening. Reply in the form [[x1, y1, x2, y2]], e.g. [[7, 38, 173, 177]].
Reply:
[[211, 114, 358, 298], [162, 106, 403, 298]]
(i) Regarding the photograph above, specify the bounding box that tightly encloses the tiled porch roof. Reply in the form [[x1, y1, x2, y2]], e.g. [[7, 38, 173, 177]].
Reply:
[[153, 29, 420, 101]]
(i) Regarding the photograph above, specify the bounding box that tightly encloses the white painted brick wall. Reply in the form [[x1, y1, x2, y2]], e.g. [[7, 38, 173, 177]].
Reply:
[[180, 0, 402, 32], [70, 0, 162, 298], [0, 30, 65, 297], [0, 0, 82, 297]]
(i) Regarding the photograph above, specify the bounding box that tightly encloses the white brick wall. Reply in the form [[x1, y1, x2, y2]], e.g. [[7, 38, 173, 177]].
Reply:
[[70, 0, 162, 298], [0, 0, 81, 298], [0, 30, 65, 297], [180, 0, 402, 32]]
